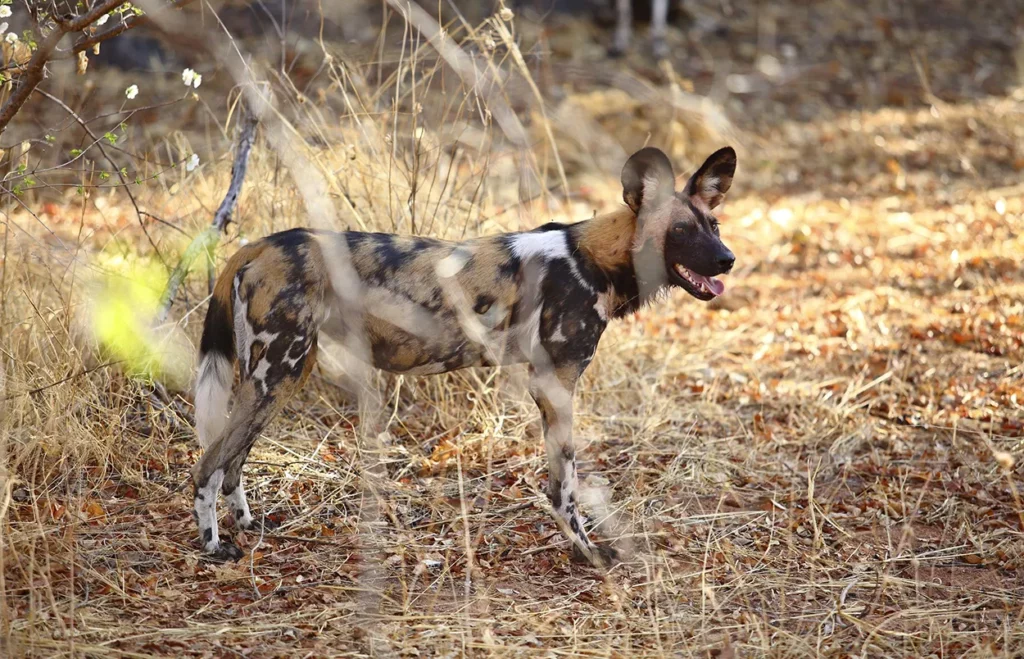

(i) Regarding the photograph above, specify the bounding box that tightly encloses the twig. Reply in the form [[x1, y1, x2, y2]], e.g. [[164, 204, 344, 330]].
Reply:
[[34, 88, 167, 266], [1, 361, 122, 401], [56, 0, 199, 61], [0, 0, 124, 135], [0, 1, 199, 136], [156, 96, 261, 323]]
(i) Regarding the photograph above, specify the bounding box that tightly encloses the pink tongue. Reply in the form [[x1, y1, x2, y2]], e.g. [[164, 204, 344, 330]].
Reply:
[[695, 274, 725, 296]]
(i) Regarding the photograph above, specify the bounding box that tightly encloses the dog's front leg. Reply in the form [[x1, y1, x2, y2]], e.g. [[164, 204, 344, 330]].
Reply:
[[529, 365, 618, 568]]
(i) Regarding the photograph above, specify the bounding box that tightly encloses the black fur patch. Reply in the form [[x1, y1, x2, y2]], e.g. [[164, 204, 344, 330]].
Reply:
[[473, 294, 495, 315], [266, 227, 315, 250], [345, 232, 370, 250], [287, 339, 308, 361], [564, 229, 609, 293], [202, 528, 213, 544], [199, 295, 235, 361], [550, 478, 563, 509], [375, 234, 409, 274]]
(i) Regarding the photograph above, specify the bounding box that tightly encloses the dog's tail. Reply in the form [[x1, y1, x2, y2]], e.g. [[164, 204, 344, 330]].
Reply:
[[194, 243, 265, 449]]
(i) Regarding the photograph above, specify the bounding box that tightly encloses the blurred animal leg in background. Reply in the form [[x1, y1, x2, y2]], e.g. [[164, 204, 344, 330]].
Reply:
[[610, 0, 633, 57], [650, 0, 669, 58]]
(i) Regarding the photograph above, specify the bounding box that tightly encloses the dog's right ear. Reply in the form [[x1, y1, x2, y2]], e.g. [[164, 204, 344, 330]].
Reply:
[[621, 147, 675, 214]]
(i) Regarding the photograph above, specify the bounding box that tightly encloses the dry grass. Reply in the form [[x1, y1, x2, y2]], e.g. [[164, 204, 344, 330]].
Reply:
[[2, 4, 1024, 657]]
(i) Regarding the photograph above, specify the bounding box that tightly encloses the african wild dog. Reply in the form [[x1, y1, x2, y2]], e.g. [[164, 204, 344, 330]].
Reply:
[[191, 146, 737, 566]]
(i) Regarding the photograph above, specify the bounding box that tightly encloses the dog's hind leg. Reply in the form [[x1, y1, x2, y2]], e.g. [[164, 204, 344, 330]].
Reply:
[[191, 333, 318, 561], [609, 0, 632, 57], [650, 0, 669, 58], [529, 364, 618, 568]]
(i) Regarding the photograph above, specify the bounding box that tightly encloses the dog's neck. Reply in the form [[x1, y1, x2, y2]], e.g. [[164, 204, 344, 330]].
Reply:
[[571, 207, 658, 319]]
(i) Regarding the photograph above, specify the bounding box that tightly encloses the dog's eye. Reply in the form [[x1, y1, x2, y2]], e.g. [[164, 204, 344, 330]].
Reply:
[[671, 222, 686, 233]]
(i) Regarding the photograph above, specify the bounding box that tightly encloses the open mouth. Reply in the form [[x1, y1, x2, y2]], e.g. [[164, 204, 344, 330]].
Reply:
[[671, 263, 726, 301]]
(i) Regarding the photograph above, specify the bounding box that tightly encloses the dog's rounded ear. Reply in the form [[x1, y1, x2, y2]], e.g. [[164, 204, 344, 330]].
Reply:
[[685, 146, 736, 210], [621, 147, 675, 214]]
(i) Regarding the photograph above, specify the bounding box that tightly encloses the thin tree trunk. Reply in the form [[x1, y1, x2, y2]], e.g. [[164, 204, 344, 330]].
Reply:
[[157, 100, 259, 323]]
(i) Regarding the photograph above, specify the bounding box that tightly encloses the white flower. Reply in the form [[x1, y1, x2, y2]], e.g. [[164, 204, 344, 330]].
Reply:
[[5, 31, 17, 44], [125, 84, 139, 100], [185, 154, 199, 172], [96, 13, 110, 25], [0, 6, 11, 19], [0, 22, 7, 34], [182, 68, 203, 89], [498, 6, 513, 21]]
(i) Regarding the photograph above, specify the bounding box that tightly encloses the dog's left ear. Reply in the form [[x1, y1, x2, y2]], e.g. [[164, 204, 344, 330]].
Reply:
[[621, 147, 676, 214], [685, 147, 736, 210]]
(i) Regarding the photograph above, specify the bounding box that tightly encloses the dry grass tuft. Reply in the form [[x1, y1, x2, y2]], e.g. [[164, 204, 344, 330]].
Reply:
[[2, 3, 1024, 657]]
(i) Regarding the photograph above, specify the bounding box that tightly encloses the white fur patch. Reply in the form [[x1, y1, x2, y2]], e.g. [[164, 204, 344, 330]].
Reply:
[[436, 247, 472, 278], [195, 353, 232, 449], [233, 287, 253, 373], [252, 358, 272, 394], [195, 469, 225, 551], [643, 172, 665, 197], [511, 231, 596, 292], [594, 291, 613, 321], [510, 231, 570, 260], [282, 336, 308, 370], [519, 302, 545, 356], [254, 330, 280, 348]]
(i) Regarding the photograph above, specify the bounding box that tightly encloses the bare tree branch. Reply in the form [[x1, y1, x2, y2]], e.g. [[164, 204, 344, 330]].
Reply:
[[55, 0, 199, 61], [0, 0, 196, 136]]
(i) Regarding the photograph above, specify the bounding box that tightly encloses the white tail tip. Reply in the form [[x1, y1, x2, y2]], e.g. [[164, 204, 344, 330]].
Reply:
[[194, 353, 232, 449]]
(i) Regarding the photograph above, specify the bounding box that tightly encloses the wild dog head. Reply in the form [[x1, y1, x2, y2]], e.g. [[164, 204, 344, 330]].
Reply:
[[622, 146, 737, 301]]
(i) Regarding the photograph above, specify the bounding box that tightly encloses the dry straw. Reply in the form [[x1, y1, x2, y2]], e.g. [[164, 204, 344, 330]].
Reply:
[[1, 2, 1022, 657]]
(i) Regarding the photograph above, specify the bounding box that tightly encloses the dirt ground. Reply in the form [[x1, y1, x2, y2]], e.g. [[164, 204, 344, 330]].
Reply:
[[1, 1, 1023, 657]]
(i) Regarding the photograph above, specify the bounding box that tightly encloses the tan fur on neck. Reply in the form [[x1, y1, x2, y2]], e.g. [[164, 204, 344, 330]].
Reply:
[[575, 206, 637, 272]]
